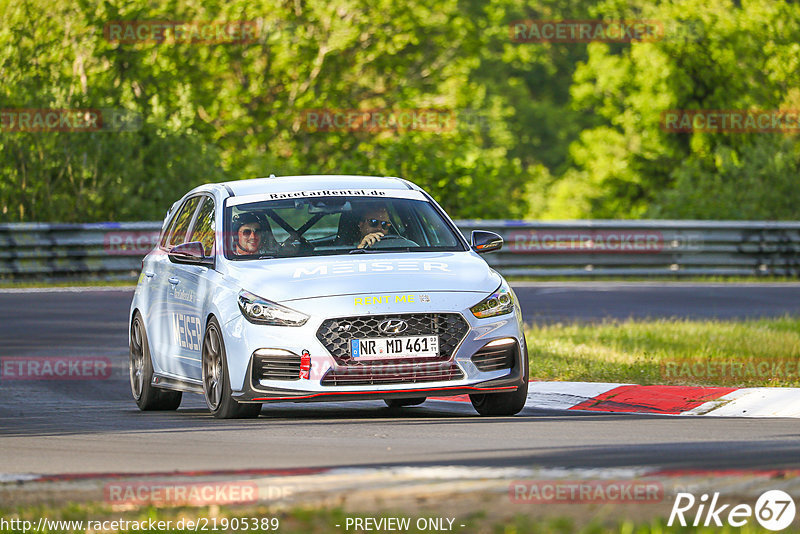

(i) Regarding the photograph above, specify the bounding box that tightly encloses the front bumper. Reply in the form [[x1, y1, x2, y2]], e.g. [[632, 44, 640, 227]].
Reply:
[[225, 291, 528, 403], [232, 343, 527, 403]]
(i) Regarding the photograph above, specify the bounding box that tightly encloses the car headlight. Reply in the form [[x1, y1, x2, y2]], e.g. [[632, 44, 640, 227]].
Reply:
[[470, 281, 515, 319], [238, 290, 309, 326]]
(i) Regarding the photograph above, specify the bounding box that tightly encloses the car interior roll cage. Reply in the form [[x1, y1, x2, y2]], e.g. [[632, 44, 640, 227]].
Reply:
[[225, 196, 465, 259]]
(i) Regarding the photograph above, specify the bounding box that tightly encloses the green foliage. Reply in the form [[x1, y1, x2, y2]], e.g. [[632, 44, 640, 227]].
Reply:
[[1, 0, 799, 221], [535, 0, 800, 220], [650, 137, 800, 219], [0, 0, 224, 221]]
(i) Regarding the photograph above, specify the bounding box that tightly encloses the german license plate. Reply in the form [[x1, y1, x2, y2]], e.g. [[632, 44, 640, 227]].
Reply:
[[350, 335, 439, 360]]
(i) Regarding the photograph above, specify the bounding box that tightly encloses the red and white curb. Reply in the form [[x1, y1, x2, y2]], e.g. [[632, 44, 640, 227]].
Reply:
[[434, 382, 800, 417]]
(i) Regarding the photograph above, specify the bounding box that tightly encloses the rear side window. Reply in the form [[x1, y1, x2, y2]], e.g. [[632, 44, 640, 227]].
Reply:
[[189, 197, 215, 256], [166, 197, 201, 248]]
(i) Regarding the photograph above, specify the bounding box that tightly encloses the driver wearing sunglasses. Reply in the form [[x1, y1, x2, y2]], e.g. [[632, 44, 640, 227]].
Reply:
[[356, 206, 394, 249], [232, 212, 268, 256]]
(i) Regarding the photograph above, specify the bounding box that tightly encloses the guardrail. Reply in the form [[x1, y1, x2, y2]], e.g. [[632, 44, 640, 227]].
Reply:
[[0, 222, 161, 281], [1, 220, 799, 281], [459, 220, 800, 277]]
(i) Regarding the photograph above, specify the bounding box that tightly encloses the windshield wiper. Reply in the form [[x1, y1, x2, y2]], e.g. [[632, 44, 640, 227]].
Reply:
[[348, 247, 413, 254], [257, 254, 275, 259]]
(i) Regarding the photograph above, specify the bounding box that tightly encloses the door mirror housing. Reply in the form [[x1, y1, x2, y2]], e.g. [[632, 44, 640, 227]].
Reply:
[[471, 230, 503, 254], [168, 241, 214, 267]]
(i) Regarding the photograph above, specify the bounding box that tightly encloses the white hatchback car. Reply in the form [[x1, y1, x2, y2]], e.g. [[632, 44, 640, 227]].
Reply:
[[129, 175, 528, 418]]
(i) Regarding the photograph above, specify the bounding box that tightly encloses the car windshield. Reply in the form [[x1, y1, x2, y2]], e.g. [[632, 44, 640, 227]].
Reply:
[[224, 195, 466, 259]]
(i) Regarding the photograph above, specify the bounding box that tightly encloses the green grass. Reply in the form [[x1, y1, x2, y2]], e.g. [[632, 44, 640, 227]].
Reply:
[[526, 316, 800, 387]]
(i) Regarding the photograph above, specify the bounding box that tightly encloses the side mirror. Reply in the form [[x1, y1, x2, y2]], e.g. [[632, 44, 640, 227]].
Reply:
[[168, 241, 214, 267], [471, 230, 503, 254]]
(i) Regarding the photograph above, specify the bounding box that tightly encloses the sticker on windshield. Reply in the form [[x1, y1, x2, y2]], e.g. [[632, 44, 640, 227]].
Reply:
[[227, 188, 426, 206]]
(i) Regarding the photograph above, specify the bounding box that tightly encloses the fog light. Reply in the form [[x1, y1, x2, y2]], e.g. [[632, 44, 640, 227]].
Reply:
[[485, 338, 516, 348]]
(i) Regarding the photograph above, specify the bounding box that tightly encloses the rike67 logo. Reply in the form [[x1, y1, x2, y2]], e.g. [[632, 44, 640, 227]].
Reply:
[[669, 490, 796, 531]]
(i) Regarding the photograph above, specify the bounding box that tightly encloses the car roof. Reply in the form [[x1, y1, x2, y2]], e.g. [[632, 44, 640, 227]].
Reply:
[[218, 175, 418, 197]]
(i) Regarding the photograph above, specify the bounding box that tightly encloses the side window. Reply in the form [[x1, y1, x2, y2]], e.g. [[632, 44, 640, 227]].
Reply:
[[189, 197, 215, 256], [166, 197, 201, 248], [159, 209, 179, 248], [413, 203, 458, 247], [385, 204, 406, 236]]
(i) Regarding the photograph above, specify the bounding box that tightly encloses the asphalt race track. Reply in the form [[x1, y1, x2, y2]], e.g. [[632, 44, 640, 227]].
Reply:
[[1, 283, 799, 476], [513, 282, 800, 322]]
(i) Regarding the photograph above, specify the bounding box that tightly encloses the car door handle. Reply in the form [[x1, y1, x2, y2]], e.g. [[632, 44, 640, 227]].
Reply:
[[144, 271, 155, 278], [168, 277, 180, 285]]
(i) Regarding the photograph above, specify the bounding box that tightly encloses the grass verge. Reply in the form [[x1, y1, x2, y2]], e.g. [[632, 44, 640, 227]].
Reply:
[[526, 316, 800, 387]]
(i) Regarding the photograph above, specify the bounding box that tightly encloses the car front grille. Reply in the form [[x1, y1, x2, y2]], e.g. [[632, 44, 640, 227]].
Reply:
[[471, 342, 517, 372], [316, 313, 469, 365], [252, 352, 301, 381], [320, 361, 464, 386]]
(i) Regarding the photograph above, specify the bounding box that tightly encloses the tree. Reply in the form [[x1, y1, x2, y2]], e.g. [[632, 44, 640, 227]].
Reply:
[[536, 0, 800, 220]]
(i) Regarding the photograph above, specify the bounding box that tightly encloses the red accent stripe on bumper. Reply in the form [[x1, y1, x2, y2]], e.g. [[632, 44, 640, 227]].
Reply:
[[251, 385, 516, 402]]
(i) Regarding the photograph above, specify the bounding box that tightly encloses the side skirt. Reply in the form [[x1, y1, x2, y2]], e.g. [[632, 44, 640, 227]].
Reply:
[[152, 373, 203, 394]]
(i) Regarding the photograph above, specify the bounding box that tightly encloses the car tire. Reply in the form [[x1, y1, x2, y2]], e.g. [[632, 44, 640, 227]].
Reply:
[[469, 342, 529, 416], [384, 397, 426, 408], [202, 317, 262, 419], [469, 381, 528, 416], [129, 313, 182, 411]]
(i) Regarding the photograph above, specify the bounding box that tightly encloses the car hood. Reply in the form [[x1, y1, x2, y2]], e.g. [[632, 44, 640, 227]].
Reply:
[[228, 252, 501, 302]]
